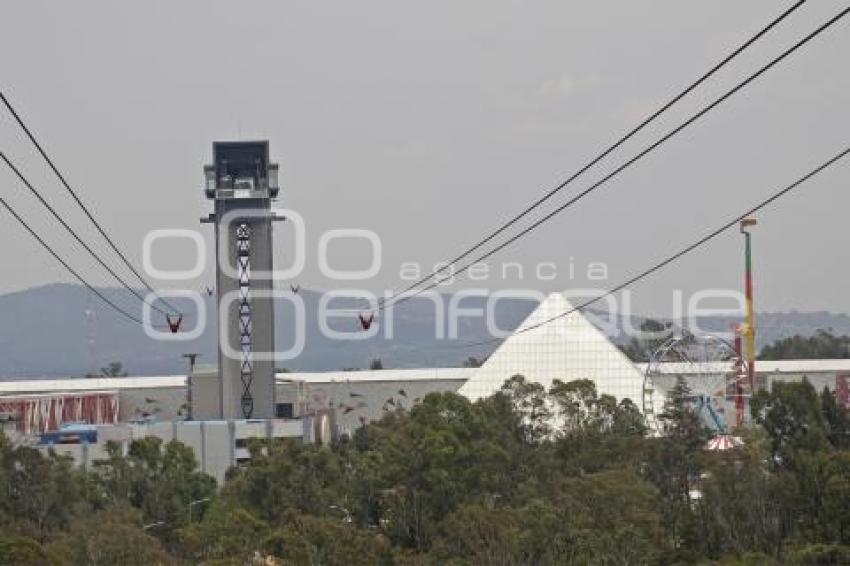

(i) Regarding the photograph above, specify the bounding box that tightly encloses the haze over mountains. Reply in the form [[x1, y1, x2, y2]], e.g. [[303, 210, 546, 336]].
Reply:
[[2, 284, 849, 378]]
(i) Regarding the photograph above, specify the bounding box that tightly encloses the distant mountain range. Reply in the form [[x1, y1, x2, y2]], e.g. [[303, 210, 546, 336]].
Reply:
[[2, 284, 849, 378]]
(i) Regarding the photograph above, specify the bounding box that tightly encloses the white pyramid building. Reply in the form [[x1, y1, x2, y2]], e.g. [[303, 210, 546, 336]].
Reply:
[[459, 292, 645, 406]]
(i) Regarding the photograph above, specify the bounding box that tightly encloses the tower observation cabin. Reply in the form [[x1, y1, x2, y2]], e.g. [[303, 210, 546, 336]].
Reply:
[[204, 141, 279, 199]]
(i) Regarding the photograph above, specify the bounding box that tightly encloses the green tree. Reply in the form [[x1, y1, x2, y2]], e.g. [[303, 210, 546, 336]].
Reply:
[[500, 374, 551, 443], [221, 438, 345, 526], [659, 377, 708, 446], [432, 503, 543, 564], [91, 437, 216, 546], [266, 514, 394, 565], [549, 378, 601, 435], [506, 469, 664, 565], [698, 430, 784, 559], [0, 365, 848, 563], [350, 391, 530, 550], [0, 437, 85, 540], [750, 379, 830, 466], [47, 505, 172, 566], [820, 386, 850, 450], [644, 378, 708, 558], [0, 537, 62, 566], [759, 330, 850, 360], [787, 543, 850, 565], [179, 501, 270, 563]]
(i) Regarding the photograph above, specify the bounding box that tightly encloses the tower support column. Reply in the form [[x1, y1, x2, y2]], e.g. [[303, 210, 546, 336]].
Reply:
[[203, 141, 280, 420]]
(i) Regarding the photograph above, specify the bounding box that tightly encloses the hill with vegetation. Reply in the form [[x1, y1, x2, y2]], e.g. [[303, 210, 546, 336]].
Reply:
[[2, 284, 850, 376]]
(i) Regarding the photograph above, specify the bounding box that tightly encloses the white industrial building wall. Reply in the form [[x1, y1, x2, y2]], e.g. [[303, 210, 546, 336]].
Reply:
[[276, 374, 469, 430], [118, 387, 187, 422], [41, 419, 304, 485]]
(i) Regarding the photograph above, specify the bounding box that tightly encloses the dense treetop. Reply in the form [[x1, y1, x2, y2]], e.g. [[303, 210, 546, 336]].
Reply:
[[0, 375, 848, 565]]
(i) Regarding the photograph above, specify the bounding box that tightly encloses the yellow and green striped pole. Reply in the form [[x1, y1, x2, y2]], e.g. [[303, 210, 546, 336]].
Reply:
[[740, 218, 757, 393]]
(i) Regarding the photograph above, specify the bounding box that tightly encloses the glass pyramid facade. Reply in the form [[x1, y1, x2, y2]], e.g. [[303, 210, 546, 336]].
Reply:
[[458, 292, 645, 406]]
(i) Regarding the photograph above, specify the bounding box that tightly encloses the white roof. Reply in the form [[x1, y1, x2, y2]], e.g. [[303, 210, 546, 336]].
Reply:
[[0, 389, 120, 400], [0, 375, 186, 395], [0, 357, 844, 398], [0, 368, 472, 396], [279, 367, 475, 384], [748, 359, 850, 373], [459, 292, 645, 405], [637, 359, 850, 375]]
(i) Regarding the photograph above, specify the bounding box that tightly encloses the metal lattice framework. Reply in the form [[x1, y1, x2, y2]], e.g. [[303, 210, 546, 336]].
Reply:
[[236, 223, 254, 418], [643, 333, 748, 435]]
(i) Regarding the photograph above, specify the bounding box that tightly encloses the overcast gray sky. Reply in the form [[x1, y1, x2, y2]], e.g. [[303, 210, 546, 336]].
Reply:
[[1, 0, 848, 317]]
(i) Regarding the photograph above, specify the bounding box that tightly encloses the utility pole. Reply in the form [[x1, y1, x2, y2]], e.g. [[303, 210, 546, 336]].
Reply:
[[182, 353, 199, 421], [85, 291, 96, 377], [740, 218, 757, 394]]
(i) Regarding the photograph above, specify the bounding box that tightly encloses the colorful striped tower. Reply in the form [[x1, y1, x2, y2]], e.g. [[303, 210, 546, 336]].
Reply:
[[733, 328, 746, 428], [740, 218, 757, 393]]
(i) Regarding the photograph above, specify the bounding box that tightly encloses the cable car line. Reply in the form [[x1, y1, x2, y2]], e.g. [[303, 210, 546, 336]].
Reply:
[[378, 5, 850, 313], [0, 91, 182, 315], [0, 151, 171, 317], [375, 1, 808, 310], [0, 192, 152, 326], [456, 145, 850, 350]]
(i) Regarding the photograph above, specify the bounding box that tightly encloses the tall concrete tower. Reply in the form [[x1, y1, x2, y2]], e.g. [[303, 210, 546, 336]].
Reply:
[[202, 141, 280, 419]]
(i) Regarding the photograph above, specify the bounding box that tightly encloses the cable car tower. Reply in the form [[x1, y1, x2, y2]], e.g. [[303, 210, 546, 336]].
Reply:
[[202, 141, 280, 419]]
